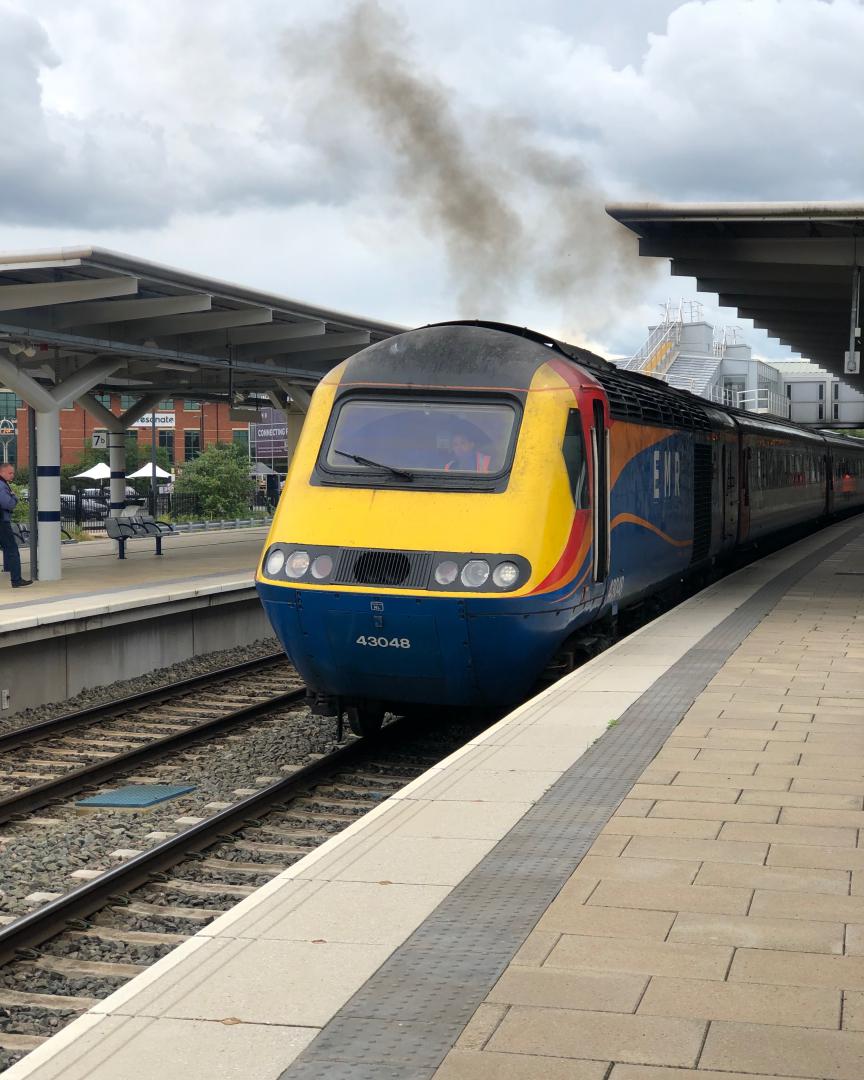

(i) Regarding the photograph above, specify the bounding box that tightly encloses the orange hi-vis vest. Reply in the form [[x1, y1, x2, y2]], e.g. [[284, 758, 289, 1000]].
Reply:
[[445, 452, 491, 473]]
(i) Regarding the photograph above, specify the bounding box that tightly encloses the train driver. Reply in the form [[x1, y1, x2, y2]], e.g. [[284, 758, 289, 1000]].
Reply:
[[445, 432, 491, 473]]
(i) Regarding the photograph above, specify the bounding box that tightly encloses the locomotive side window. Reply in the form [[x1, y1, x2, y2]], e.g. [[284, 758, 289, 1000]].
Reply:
[[562, 410, 589, 508], [323, 398, 518, 478]]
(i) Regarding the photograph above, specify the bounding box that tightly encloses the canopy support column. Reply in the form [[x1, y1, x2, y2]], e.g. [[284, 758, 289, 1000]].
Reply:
[[79, 393, 161, 516], [0, 354, 122, 579], [274, 381, 309, 469], [35, 409, 61, 579]]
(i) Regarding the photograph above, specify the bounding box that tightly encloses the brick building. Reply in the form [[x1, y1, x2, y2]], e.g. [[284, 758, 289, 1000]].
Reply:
[[0, 390, 249, 469]]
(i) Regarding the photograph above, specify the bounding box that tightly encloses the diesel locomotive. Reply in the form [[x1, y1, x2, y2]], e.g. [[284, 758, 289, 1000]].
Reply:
[[256, 321, 864, 735]]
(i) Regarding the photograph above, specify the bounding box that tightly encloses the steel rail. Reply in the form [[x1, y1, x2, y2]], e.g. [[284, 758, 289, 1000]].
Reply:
[[0, 652, 287, 753], [0, 686, 305, 827], [0, 718, 407, 965]]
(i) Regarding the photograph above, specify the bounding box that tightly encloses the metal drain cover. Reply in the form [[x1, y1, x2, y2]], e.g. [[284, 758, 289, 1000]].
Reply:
[[76, 783, 195, 809]]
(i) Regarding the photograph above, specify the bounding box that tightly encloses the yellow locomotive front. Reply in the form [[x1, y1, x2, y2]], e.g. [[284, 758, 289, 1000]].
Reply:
[[256, 322, 604, 731]]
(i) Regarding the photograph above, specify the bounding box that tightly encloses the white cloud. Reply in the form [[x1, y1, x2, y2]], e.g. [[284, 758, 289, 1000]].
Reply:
[[0, 0, 859, 359]]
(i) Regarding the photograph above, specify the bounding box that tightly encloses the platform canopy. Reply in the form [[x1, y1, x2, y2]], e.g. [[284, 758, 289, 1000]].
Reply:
[[606, 201, 864, 390], [0, 246, 405, 405]]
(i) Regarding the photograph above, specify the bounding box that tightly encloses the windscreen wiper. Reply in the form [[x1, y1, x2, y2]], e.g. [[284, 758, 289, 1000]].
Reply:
[[334, 449, 414, 481]]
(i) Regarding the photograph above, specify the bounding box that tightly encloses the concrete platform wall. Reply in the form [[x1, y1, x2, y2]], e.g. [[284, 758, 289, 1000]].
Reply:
[[0, 592, 271, 715]]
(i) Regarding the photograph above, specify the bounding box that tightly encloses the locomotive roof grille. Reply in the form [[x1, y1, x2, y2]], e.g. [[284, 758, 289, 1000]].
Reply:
[[431, 322, 715, 431], [589, 367, 715, 431]]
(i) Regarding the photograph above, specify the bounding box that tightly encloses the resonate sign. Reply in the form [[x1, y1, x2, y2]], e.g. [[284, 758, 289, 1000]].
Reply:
[[132, 413, 176, 428]]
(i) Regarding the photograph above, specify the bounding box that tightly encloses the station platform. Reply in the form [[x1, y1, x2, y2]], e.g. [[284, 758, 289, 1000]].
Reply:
[[0, 528, 271, 714], [6, 516, 864, 1080]]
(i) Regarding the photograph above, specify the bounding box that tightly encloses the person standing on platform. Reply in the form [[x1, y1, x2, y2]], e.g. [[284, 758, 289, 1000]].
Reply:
[[0, 463, 32, 588]]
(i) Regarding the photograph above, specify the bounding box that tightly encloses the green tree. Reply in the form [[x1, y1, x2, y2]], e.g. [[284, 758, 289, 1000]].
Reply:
[[174, 442, 254, 519], [10, 482, 28, 523]]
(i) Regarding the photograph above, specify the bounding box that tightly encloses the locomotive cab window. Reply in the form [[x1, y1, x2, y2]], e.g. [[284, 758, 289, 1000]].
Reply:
[[562, 409, 589, 509], [321, 398, 519, 482]]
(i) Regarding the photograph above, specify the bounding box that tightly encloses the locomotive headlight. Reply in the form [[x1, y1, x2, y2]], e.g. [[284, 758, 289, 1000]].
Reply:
[[492, 561, 520, 589], [434, 560, 459, 586], [285, 550, 311, 579], [461, 559, 490, 588], [264, 548, 286, 578], [311, 554, 333, 580]]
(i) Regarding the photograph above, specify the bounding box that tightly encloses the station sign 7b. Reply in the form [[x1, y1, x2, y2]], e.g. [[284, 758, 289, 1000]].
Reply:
[[91, 430, 108, 449]]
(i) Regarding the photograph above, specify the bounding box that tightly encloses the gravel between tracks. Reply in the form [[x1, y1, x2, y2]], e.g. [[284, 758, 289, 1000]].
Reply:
[[0, 713, 488, 1073], [0, 699, 339, 921], [0, 638, 281, 737]]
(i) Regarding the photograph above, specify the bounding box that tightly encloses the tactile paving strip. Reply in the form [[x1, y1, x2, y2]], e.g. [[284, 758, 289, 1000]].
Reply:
[[280, 524, 862, 1080]]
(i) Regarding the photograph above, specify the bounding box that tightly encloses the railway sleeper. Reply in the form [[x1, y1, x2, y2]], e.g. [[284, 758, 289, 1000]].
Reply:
[[227, 838, 310, 856], [22, 955, 146, 979], [0, 988, 98, 1011], [0, 1032, 45, 1051], [5, 771, 73, 783], [67, 927, 185, 947], [263, 809, 365, 827], [101, 901, 224, 923], [76, 729, 167, 742], [196, 858, 285, 876], [328, 774, 409, 789], [290, 797, 376, 815], [147, 879, 254, 899], [347, 768, 426, 783], [308, 782, 403, 799], [255, 823, 348, 842]]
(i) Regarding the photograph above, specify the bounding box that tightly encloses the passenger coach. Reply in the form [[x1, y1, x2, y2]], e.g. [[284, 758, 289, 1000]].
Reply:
[[256, 322, 864, 734]]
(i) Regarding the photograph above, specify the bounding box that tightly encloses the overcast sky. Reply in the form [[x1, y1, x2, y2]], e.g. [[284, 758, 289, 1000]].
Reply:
[[2, 0, 862, 359]]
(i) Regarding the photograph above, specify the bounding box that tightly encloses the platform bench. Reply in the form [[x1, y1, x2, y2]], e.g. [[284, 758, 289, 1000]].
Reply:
[[105, 515, 174, 559], [12, 522, 72, 545]]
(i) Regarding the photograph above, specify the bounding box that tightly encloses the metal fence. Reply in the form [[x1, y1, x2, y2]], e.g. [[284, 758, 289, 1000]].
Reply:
[[51, 490, 275, 533]]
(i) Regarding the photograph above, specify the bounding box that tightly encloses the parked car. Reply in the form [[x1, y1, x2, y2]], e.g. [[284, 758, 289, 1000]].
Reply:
[[60, 493, 109, 519]]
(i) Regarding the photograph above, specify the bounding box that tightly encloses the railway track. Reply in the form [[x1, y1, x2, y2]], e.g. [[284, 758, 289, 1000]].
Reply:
[[0, 712, 485, 1071], [0, 654, 302, 827]]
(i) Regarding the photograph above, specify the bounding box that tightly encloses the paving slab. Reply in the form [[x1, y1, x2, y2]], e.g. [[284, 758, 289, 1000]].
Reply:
[[7, 518, 864, 1080]]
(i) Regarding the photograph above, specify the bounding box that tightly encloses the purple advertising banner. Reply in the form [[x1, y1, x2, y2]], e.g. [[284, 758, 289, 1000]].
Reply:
[[251, 407, 289, 457]]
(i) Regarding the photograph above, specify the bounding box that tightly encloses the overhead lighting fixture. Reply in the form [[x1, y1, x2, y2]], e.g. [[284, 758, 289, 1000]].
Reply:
[[8, 343, 37, 358]]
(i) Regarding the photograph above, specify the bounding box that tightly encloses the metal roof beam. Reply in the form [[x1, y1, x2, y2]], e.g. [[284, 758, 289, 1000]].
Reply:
[[746, 312, 846, 328], [52, 293, 212, 328], [95, 306, 273, 340], [0, 276, 138, 312], [714, 282, 848, 300], [258, 342, 369, 368], [180, 319, 325, 354], [641, 237, 862, 266], [0, 320, 325, 380], [730, 297, 849, 314], [671, 259, 852, 283], [235, 330, 370, 362]]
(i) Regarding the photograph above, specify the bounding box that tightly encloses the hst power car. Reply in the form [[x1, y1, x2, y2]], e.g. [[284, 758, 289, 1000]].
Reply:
[[256, 322, 864, 734]]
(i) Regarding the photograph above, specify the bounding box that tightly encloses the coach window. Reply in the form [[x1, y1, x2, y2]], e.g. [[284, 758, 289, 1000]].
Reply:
[[562, 410, 588, 508]]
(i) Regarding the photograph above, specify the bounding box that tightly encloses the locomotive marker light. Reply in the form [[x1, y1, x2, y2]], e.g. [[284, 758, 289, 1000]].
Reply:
[[434, 560, 459, 585], [285, 550, 310, 578], [492, 561, 520, 588], [461, 559, 490, 587], [264, 548, 286, 577], [311, 554, 334, 579]]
